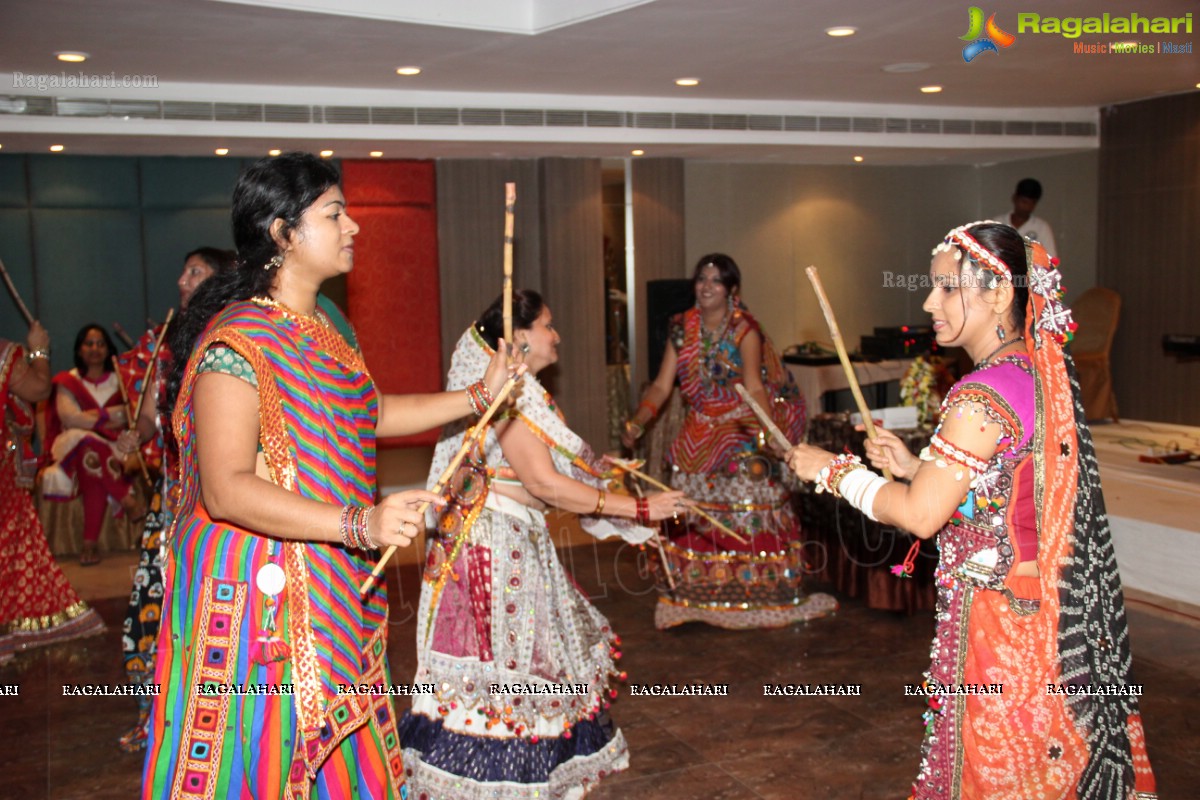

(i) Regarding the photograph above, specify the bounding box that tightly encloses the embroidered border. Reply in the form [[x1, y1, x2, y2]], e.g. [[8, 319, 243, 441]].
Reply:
[[170, 577, 247, 800]]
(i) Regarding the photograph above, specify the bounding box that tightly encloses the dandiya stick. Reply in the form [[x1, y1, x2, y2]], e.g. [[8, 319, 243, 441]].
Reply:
[[0, 256, 34, 326], [133, 308, 175, 424], [627, 473, 675, 591], [111, 355, 152, 485], [112, 322, 135, 349], [608, 457, 749, 545], [734, 383, 793, 453], [502, 182, 516, 343], [805, 266, 892, 481], [360, 365, 527, 595]]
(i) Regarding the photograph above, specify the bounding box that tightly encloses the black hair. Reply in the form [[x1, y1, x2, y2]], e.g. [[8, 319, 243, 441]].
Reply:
[[475, 289, 545, 349], [1015, 178, 1043, 201], [72, 323, 118, 374], [184, 246, 237, 274], [165, 152, 340, 410], [692, 252, 741, 294], [958, 222, 1029, 335]]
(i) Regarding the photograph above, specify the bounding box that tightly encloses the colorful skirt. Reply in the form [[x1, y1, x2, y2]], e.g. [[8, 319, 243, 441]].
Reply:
[[654, 464, 837, 630], [400, 495, 628, 800], [0, 464, 104, 661]]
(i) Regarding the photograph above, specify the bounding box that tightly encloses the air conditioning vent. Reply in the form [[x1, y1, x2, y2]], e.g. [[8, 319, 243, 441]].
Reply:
[[371, 107, 415, 125], [163, 101, 213, 120], [503, 109, 543, 126], [265, 104, 311, 123], [214, 103, 262, 122], [416, 108, 460, 125]]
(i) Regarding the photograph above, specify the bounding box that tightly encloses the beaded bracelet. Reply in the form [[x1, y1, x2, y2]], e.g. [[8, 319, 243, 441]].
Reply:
[[635, 497, 651, 526], [593, 489, 607, 515], [814, 453, 867, 499]]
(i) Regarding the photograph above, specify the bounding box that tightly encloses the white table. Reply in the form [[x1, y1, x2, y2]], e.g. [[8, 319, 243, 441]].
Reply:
[[786, 358, 914, 412]]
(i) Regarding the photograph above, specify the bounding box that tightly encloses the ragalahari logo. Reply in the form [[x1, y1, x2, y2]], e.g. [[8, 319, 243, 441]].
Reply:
[[960, 7, 1016, 62]]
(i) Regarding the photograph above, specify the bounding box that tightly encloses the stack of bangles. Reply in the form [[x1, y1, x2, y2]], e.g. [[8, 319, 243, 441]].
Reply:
[[814, 453, 886, 522], [339, 504, 377, 550], [25, 347, 50, 363], [634, 497, 651, 526], [465, 380, 495, 417], [624, 399, 659, 440]]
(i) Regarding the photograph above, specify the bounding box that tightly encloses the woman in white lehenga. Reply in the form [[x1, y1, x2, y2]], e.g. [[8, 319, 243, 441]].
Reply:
[[399, 290, 685, 800]]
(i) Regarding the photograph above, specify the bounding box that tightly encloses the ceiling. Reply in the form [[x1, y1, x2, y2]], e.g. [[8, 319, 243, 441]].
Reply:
[[0, 0, 1195, 164]]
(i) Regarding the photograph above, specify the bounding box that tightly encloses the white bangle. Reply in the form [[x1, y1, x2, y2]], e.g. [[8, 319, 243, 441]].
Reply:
[[836, 469, 888, 522]]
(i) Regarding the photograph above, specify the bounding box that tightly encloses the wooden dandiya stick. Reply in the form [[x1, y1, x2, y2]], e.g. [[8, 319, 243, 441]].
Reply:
[[133, 309, 175, 424], [608, 457, 749, 545], [0, 256, 34, 326], [624, 471, 676, 591], [804, 266, 892, 481], [734, 383, 793, 453], [360, 365, 528, 595], [112, 322, 135, 349], [111, 355, 152, 485], [502, 182, 516, 343]]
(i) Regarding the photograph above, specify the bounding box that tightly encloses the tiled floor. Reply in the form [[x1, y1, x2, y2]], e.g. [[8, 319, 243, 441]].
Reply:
[[2, 538, 1196, 799]]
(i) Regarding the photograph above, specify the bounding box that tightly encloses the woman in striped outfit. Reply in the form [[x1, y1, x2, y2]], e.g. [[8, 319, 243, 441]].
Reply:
[[142, 152, 511, 800]]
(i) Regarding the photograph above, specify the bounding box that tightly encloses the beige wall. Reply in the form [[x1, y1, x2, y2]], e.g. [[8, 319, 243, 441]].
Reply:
[[682, 154, 1098, 354]]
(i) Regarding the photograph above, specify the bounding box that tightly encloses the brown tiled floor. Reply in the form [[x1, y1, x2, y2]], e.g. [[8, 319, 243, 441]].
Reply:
[[2, 539, 1196, 799]]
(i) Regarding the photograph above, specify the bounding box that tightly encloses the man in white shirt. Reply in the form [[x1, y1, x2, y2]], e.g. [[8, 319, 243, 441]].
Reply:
[[993, 178, 1057, 257]]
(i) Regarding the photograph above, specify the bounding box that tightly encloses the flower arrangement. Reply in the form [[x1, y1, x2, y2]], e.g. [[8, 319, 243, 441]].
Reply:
[[900, 356, 941, 429]]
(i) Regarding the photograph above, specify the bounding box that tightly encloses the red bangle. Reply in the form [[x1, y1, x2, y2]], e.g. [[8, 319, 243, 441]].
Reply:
[[635, 497, 651, 526], [638, 399, 659, 419]]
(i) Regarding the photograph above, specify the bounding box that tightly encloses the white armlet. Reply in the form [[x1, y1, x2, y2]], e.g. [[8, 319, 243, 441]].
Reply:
[[836, 468, 887, 522]]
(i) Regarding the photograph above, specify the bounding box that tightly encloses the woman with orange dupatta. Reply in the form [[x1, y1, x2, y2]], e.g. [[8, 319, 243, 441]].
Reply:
[[786, 222, 1156, 799]]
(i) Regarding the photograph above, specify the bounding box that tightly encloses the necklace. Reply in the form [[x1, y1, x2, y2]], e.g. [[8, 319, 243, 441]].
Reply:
[[252, 296, 329, 328], [974, 336, 1025, 368]]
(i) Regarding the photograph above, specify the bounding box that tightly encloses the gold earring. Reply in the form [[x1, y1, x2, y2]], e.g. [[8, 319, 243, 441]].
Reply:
[[264, 253, 284, 271]]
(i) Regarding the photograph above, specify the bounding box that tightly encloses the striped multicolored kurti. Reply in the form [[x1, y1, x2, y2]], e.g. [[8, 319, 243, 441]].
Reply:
[[142, 299, 407, 800]]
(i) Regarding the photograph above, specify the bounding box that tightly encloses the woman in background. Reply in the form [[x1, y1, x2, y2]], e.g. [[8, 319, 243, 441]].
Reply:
[[623, 253, 835, 629], [786, 223, 1156, 799], [116, 246, 235, 752], [1, 320, 105, 662], [401, 289, 684, 800], [43, 323, 142, 565]]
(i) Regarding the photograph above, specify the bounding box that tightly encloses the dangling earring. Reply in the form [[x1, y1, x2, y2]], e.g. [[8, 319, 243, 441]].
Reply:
[[995, 323, 1006, 341], [727, 294, 735, 314], [264, 253, 284, 271], [520, 342, 531, 354]]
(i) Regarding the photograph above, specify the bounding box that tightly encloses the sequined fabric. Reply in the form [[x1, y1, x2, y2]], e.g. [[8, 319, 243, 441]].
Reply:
[[0, 341, 105, 657]]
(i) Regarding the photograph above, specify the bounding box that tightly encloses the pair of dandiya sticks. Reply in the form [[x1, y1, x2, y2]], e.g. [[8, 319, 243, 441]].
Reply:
[[359, 253, 898, 595]]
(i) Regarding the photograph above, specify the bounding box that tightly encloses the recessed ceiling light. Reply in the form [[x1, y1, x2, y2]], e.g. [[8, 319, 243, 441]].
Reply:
[[825, 26, 857, 37], [0, 144, 4, 150], [369, 151, 383, 158], [883, 62, 931, 73], [853, 156, 864, 162], [674, 78, 699, 87], [631, 149, 645, 156], [55, 51, 88, 63], [320, 150, 334, 158], [214, 148, 229, 156], [268, 149, 281, 156], [396, 66, 421, 76], [920, 85, 943, 94], [49, 144, 65, 152]]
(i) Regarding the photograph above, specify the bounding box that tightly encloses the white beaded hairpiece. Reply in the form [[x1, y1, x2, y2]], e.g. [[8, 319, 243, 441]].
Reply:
[[932, 220, 1013, 283]]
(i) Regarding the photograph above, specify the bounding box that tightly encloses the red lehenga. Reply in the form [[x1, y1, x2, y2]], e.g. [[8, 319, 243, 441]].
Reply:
[[0, 341, 104, 662]]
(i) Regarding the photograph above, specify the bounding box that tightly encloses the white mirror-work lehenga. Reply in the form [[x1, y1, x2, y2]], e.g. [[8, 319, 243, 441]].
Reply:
[[399, 326, 654, 800]]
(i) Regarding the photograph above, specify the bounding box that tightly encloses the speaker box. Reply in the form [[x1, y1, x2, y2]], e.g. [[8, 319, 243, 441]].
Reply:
[[645, 278, 694, 379]]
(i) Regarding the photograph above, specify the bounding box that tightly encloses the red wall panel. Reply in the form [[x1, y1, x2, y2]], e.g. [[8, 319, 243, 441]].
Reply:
[[342, 160, 442, 446]]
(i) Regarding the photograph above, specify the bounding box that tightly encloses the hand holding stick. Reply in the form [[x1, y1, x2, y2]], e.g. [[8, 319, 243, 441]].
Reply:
[[360, 365, 527, 595], [608, 457, 748, 544], [0, 256, 34, 325], [111, 355, 152, 484], [733, 383, 793, 453], [804, 266, 893, 481]]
